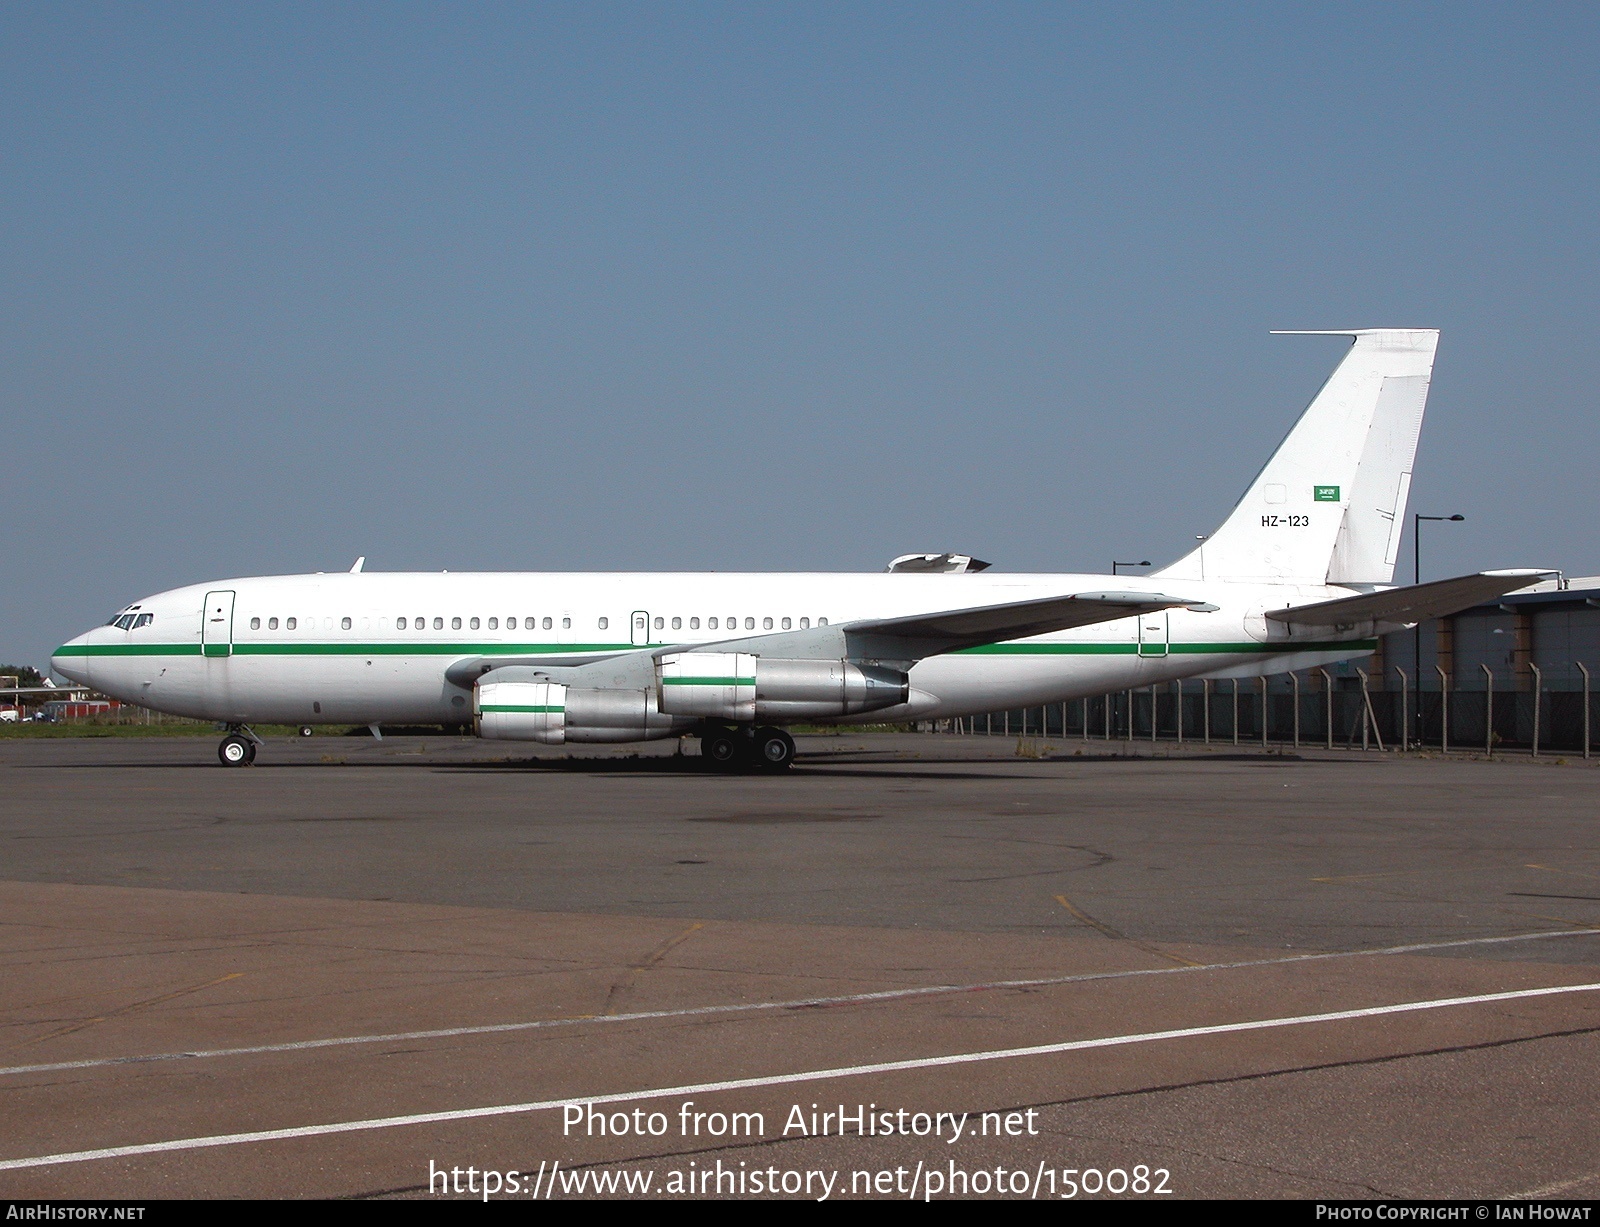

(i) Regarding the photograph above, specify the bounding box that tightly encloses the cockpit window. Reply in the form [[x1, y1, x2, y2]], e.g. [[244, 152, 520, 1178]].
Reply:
[[133, 613, 153, 629], [114, 614, 136, 630]]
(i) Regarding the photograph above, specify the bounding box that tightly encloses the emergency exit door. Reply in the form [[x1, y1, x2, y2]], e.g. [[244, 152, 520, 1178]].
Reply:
[[630, 610, 651, 646], [1137, 610, 1169, 657], [202, 591, 236, 658]]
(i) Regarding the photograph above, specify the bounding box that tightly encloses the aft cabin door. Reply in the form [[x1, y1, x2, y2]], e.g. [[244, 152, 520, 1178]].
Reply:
[[1137, 610, 1169, 658], [630, 610, 650, 647], [202, 591, 236, 658]]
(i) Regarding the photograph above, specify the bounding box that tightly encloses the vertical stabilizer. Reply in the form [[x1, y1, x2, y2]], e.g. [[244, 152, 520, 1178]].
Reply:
[[1155, 329, 1439, 586]]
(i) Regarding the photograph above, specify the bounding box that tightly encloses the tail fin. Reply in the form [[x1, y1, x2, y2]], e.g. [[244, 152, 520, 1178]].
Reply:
[[1155, 329, 1439, 586]]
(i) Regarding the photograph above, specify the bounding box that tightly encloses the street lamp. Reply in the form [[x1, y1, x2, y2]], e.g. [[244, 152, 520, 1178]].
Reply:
[[1112, 560, 1151, 575], [1412, 513, 1465, 747]]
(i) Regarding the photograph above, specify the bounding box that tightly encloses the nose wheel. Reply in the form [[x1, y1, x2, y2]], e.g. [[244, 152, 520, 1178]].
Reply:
[[218, 725, 261, 767]]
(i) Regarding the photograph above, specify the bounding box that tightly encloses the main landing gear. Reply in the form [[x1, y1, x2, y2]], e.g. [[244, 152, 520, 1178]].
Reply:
[[217, 725, 261, 767], [700, 726, 795, 772]]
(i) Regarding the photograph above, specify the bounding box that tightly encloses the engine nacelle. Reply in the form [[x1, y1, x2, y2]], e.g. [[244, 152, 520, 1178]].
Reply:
[[657, 653, 908, 721], [476, 679, 690, 743]]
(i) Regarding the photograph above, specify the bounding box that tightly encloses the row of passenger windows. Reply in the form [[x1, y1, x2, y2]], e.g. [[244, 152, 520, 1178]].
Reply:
[[241, 614, 830, 634], [646, 616, 827, 631]]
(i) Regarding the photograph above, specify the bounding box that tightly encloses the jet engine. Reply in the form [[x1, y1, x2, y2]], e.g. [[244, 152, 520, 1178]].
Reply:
[[656, 653, 908, 721], [476, 679, 691, 744]]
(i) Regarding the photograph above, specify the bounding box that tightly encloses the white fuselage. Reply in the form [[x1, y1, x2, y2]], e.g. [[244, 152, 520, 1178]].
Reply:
[[52, 571, 1375, 731]]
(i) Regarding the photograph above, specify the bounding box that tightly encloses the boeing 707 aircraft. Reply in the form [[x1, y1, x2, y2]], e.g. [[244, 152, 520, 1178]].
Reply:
[[52, 329, 1547, 769]]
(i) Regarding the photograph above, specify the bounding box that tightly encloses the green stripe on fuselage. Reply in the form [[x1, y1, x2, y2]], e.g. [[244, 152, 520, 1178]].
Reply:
[[55, 638, 1377, 661]]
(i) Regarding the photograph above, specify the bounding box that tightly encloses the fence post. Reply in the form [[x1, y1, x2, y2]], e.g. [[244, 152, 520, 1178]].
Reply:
[[1580, 662, 1592, 760], [1125, 689, 1134, 749], [1356, 667, 1384, 751], [1261, 676, 1269, 749], [1436, 664, 1450, 754], [1481, 663, 1494, 757], [1175, 680, 1184, 746], [1395, 666, 1409, 752], [1232, 679, 1240, 746], [1082, 697, 1089, 742], [1317, 668, 1334, 750], [1203, 680, 1211, 745], [1291, 672, 1300, 749], [1529, 663, 1542, 758]]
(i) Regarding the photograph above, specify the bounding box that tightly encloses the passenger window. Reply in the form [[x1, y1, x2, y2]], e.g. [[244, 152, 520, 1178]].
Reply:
[[250, 617, 261, 630], [818, 617, 828, 626], [469, 617, 480, 630], [726, 614, 735, 627], [562, 616, 571, 629], [396, 617, 406, 630], [266, 617, 277, 630], [744, 617, 755, 630], [781, 617, 791, 629], [286, 617, 297, 630], [708, 617, 718, 630], [487, 617, 498, 630], [654, 617, 664, 630], [341, 617, 352, 630], [542, 616, 552, 630], [433, 617, 443, 630], [505, 617, 516, 630], [598, 616, 609, 630], [762, 617, 773, 630], [671, 617, 681, 630], [451, 617, 462, 630], [690, 617, 700, 629], [414, 615, 424, 630], [800, 617, 810, 629]]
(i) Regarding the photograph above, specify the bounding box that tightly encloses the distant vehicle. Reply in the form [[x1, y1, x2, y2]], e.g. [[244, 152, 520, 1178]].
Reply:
[[52, 329, 1551, 770], [0, 708, 18, 723]]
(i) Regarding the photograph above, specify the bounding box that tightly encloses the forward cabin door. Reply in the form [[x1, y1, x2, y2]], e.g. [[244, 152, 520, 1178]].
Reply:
[[202, 591, 236, 658], [1137, 610, 1169, 658]]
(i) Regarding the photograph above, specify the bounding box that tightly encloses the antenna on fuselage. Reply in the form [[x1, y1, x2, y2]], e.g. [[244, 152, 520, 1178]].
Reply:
[[349, 557, 365, 573]]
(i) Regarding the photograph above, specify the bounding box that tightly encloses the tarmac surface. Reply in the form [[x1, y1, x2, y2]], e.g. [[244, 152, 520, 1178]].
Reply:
[[1, 731, 1598, 1200]]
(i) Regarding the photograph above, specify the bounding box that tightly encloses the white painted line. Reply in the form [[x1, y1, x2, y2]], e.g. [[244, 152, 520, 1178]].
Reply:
[[3, 979, 1598, 1173], [4, 925, 1596, 1080]]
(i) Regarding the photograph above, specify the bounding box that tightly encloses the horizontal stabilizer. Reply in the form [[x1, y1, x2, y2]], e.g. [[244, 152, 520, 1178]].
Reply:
[[1267, 570, 1554, 628]]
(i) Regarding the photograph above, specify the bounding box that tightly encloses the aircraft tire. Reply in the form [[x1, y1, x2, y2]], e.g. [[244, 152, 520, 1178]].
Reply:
[[754, 727, 795, 771], [701, 729, 746, 771], [298, 725, 314, 738], [218, 735, 254, 767]]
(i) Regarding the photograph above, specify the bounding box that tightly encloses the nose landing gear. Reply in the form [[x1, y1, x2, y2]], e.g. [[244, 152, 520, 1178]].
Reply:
[[217, 725, 261, 767]]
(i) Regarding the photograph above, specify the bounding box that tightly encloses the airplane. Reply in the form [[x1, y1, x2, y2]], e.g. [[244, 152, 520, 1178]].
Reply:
[[51, 328, 1548, 770]]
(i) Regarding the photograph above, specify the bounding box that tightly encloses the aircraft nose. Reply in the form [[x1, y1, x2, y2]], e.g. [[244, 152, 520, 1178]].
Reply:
[[51, 633, 92, 686]]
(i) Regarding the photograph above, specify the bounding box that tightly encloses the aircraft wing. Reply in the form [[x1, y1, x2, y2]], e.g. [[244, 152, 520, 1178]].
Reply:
[[1267, 569, 1554, 629], [448, 589, 1215, 687], [836, 590, 1217, 658]]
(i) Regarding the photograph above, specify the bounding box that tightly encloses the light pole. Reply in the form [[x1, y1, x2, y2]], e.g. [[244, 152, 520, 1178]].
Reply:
[[1112, 560, 1151, 575], [1413, 513, 1465, 746]]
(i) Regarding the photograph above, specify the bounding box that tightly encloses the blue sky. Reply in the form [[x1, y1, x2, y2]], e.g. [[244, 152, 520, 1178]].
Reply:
[[4, 3, 1597, 668]]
